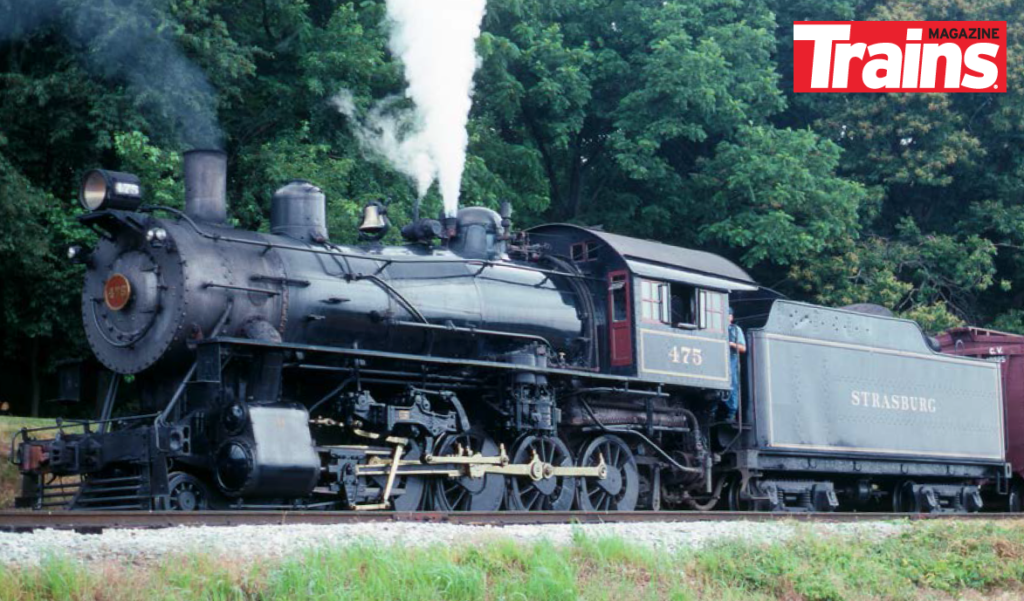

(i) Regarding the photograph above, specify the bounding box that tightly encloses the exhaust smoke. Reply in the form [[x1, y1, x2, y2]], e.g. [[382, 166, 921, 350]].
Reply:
[[1, 0, 223, 149], [333, 0, 487, 218]]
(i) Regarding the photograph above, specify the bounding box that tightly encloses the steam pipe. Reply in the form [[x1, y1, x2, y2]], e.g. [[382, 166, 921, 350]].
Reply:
[[442, 216, 458, 240], [150, 206, 601, 281]]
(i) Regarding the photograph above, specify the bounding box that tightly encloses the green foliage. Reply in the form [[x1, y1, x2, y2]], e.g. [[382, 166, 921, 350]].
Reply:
[[2, 522, 1024, 600], [473, 0, 787, 234], [695, 521, 1024, 599], [771, 0, 1024, 328], [696, 126, 867, 267], [3, 0, 1024, 410], [113, 131, 183, 209], [0, 140, 90, 388]]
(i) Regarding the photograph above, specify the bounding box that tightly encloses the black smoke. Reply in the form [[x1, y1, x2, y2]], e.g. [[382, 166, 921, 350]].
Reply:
[[1, 0, 223, 149]]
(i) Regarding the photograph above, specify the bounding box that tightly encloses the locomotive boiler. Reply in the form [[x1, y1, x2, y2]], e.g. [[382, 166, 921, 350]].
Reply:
[[11, 149, 1016, 514], [84, 151, 585, 378]]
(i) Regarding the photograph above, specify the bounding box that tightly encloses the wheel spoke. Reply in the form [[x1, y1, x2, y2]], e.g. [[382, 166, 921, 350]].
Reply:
[[432, 430, 504, 511], [452, 488, 468, 510], [524, 488, 542, 510]]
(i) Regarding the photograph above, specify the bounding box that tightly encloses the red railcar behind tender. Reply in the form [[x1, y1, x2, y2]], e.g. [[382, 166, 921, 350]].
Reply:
[[938, 327, 1024, 510]]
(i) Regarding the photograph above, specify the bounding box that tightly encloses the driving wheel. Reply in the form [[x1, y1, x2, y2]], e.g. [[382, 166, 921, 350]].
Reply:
[[577, 435, 639, 511], [431, 429, 506, 511], [372, 442, 426, 511], [506, 435, 576, 511]]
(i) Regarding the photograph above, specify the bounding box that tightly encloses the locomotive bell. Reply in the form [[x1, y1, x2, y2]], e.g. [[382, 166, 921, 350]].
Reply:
[[358, 201, 389, 238]]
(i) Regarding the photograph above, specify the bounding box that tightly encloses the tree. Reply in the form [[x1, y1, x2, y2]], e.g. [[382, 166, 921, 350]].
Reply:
[[0, 139, 90, 414], [3, 0, 1024, 412], [473, 0, 785, 237], [770, 0, 1022, 329], [696, 126, 867, 271]]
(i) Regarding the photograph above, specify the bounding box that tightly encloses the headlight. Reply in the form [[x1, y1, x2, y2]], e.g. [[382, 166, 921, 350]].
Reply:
[[146, 227, 168, 243], [66, 245, 93, 266], [80, 169, 144, 212]]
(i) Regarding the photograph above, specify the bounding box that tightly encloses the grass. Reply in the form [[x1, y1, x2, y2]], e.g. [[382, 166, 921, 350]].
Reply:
[[0, 416, 60, 454], [1, 520, 1023, 600]]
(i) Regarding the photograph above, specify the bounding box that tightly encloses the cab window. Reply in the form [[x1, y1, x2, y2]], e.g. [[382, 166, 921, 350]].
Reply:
[[640, 280, 702, 328], [610, 274, 628, 322], [571, 241, 598, 262], [640, 280, 669, 323], [669, 284, 699, 328], [702, 291, 726, 332]]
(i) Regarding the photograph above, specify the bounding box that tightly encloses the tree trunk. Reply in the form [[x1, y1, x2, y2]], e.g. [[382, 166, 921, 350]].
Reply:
[[30, 338, 40, 417], [520, 106, 563, 215], [565, 132, 584, 220]]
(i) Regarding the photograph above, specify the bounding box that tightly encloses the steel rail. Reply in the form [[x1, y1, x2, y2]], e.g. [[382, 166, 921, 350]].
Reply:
[[0, 510, 1020, 533]]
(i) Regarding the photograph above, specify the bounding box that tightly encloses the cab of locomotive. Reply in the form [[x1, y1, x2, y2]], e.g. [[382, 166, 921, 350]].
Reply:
[[526, 224, 758, 386]]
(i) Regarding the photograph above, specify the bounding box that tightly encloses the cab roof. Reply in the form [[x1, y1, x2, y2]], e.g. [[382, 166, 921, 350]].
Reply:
[[528, 223, 757, 287]]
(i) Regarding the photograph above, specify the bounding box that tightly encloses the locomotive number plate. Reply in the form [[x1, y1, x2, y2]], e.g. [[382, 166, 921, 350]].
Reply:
[[638, 329, 729, 384], [104, 273, 132, 311]]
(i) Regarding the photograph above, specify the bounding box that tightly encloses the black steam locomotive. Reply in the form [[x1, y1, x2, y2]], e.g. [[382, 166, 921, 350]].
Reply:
[[11, 151, 1013, 513]]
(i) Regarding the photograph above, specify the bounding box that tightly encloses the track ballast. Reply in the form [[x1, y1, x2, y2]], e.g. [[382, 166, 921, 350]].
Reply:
[[0, 510, 1020, 533]]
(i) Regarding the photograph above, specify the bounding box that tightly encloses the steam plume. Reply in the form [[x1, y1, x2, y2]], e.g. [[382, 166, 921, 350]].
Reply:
[[332, 91, 435, 199], [334, 0, 486, 217]]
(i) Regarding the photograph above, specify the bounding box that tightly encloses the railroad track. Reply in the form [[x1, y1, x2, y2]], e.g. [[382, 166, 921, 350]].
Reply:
[[0, 510, 1020, 533]]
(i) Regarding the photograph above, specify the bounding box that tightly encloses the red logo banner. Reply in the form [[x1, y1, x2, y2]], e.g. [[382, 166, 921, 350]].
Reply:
[[793, 21, 1006, 93]]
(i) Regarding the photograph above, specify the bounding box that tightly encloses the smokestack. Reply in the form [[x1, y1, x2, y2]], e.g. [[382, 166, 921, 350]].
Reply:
[[184, 149, 227, 224]]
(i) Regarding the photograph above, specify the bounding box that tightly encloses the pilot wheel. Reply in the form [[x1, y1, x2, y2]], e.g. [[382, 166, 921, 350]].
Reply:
[[167, 472, 211, 511]]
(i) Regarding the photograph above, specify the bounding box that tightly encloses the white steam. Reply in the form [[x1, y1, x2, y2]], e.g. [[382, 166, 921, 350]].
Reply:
[[332, 91, 436, 199], [333, 0, 487, 217]]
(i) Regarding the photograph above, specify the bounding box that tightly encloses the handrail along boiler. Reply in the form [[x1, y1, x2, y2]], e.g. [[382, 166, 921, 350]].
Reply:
[[11, 150, 1015, 513]]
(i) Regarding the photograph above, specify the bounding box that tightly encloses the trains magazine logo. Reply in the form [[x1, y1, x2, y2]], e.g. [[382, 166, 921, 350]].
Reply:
[[793, 21, 1006, 92]]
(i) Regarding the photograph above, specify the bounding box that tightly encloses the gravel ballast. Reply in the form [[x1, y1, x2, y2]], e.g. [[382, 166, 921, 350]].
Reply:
[[0, 520, 907, 566]]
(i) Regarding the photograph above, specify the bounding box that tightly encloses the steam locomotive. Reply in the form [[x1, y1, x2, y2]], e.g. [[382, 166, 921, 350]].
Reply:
[[11, 150, 1019, 513]]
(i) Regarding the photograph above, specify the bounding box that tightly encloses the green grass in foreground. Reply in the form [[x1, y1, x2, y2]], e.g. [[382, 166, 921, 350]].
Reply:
[[0, 521, 1023, 600]]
